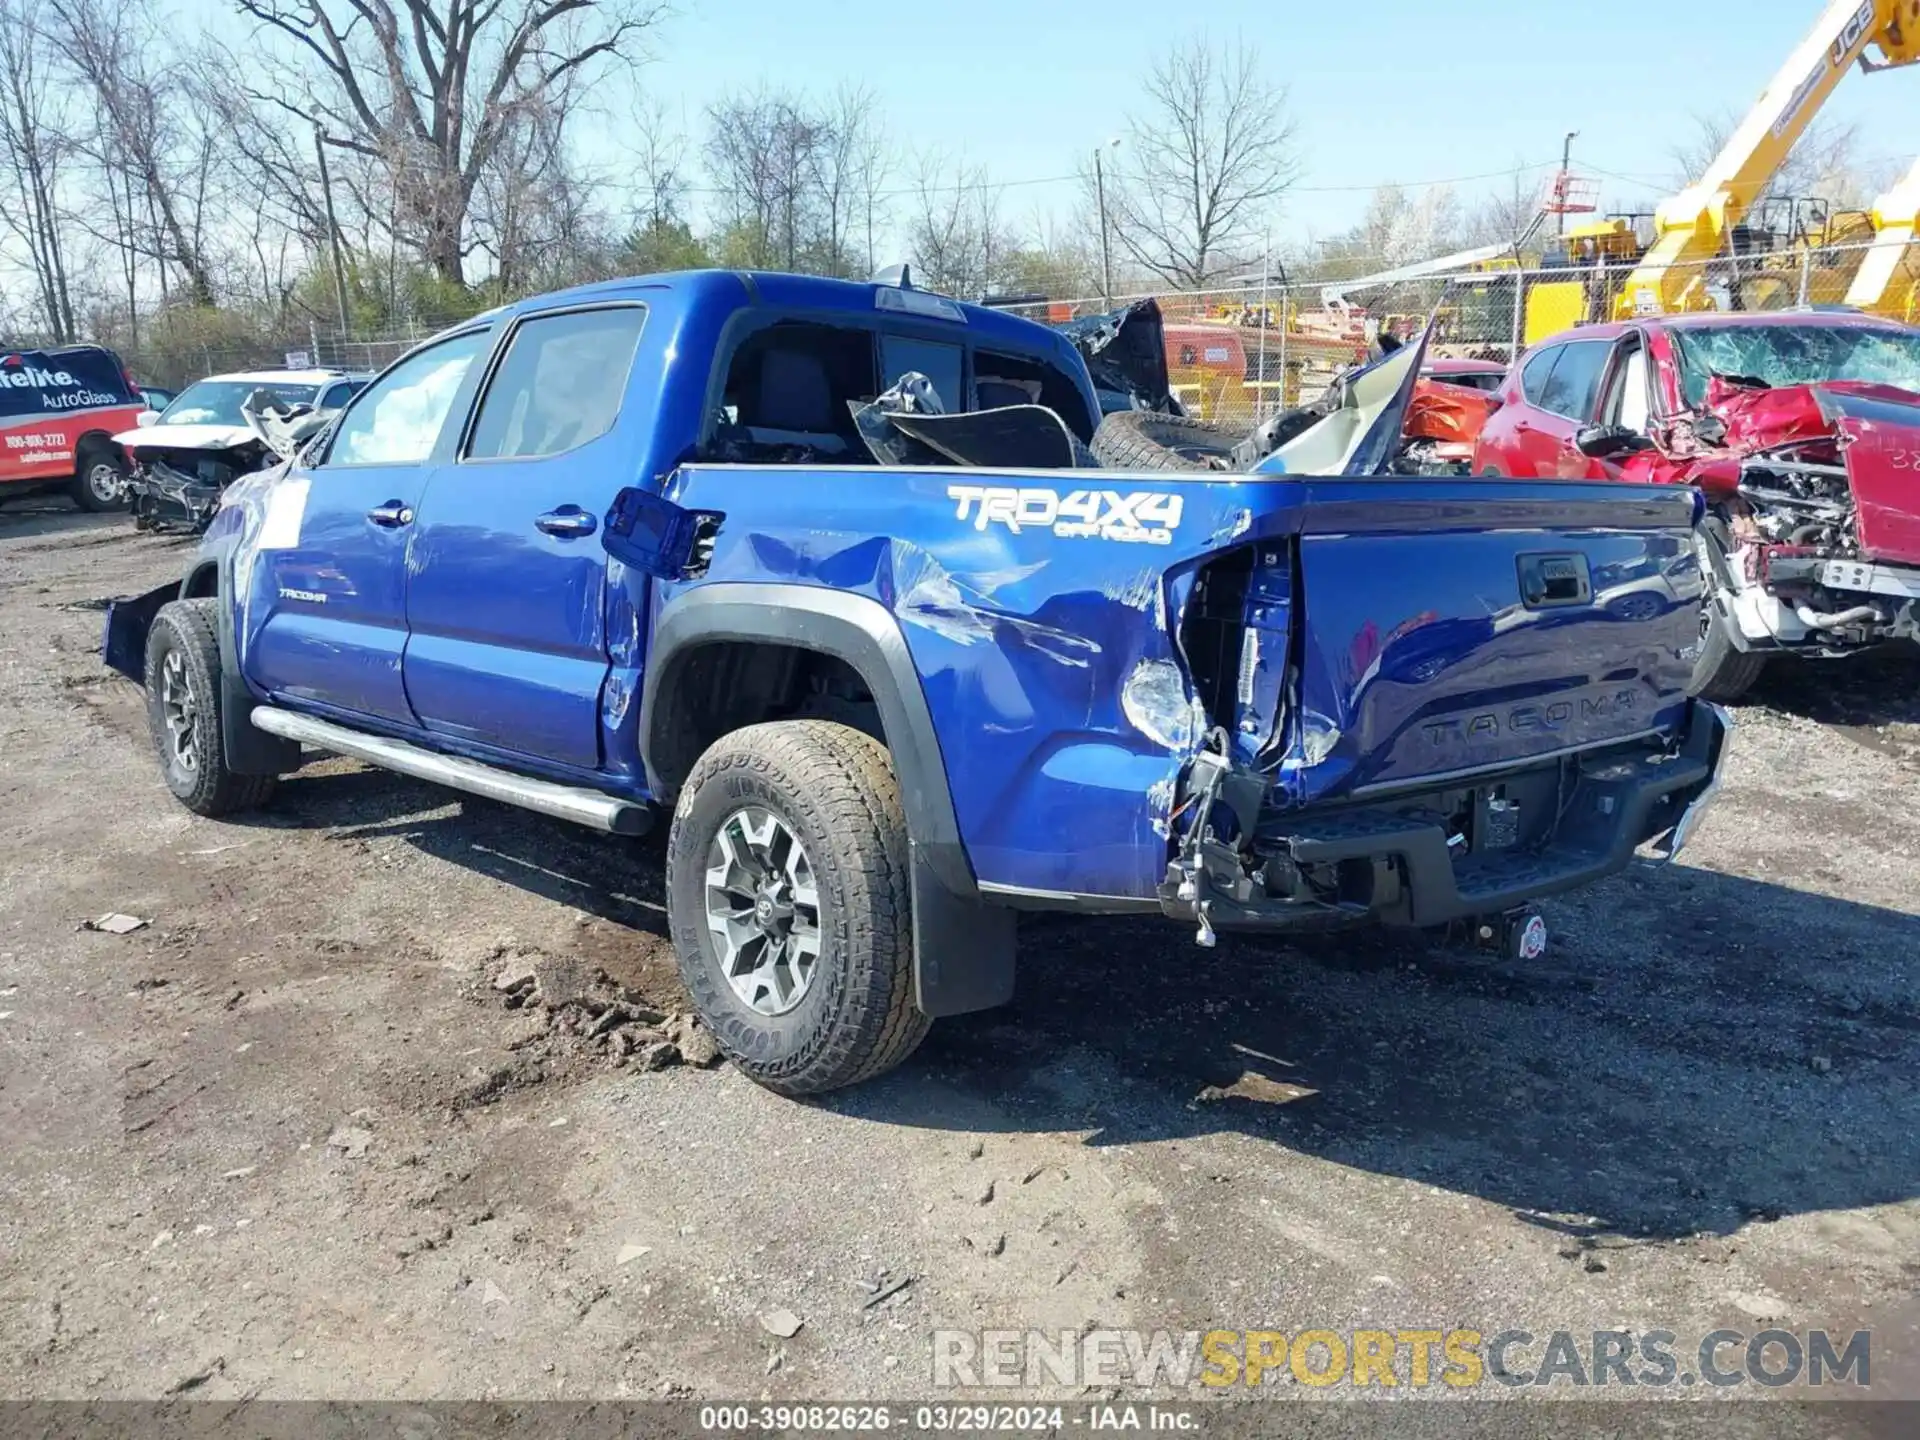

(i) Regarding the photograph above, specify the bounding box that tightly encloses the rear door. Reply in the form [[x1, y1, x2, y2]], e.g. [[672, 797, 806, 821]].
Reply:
[[1483, 345, 1565, 476], [402, 302, 649, 771], [243, 330, 491, 724], [1533, 339, 1610, 478]]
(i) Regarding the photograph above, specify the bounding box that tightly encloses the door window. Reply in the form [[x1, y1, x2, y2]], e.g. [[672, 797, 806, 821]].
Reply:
[[1519, 346, 1561, 407], [326, 331, 489, 467], [1536, 341, 1609, 420], [466, 307, 647, 461]]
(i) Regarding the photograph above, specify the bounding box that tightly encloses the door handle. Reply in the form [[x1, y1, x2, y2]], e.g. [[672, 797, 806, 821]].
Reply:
[[536, 506, 597, 538], [367, 501, 414, 527]]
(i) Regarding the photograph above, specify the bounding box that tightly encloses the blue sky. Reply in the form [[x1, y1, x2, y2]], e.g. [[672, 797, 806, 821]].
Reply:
[[642, 0, 1918, 238], [192, 0, 1920, 244]]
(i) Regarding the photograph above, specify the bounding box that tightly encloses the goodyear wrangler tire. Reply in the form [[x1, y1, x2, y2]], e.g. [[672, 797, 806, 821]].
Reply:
[[665, 720, 929, 1096], [143, 599, 278, 816], [1090, 410, 1240, 471]]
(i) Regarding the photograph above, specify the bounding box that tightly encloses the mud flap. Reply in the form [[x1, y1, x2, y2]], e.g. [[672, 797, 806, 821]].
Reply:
[[911, 844, 1016, 1017], [101, 582, 174, 681]]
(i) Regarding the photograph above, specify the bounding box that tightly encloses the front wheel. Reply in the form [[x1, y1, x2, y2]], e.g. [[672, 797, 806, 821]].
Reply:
[[1690, 525, 1767, 703], [665, 720, 928, 1096], [69, 443, 130, 512], [143, 599, 278, 815]]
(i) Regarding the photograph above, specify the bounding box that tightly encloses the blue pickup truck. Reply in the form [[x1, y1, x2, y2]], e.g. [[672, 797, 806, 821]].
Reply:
[[103, 269, 1729, 1095]]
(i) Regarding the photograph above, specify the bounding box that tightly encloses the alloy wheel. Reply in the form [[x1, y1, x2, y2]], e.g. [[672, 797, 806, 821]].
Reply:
[[703, 806, 822, 1016]]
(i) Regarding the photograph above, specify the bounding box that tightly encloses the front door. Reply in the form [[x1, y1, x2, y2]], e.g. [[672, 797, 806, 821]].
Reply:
[[243, 330, 492, 725], [402, 304, 649, 770]]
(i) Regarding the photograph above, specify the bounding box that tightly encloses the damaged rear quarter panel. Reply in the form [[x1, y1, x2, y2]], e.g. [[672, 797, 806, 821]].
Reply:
[[658, 464, 1306, 900]]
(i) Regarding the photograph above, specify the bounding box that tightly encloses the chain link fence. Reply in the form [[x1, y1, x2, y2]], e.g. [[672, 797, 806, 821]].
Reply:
[[997, 236, 1920, 434], [119, 318, 456, 390], [113, 236, 1920, 416]]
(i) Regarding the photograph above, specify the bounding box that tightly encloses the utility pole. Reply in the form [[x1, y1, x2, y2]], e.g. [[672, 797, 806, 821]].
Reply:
[[1094, 139, 1119, 304], [313, 124, 351, 336], [1559, 130, 1580, 237]]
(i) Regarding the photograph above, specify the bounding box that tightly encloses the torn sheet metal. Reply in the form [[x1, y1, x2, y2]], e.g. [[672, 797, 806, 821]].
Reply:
[[1053, 298, 1176, 414]]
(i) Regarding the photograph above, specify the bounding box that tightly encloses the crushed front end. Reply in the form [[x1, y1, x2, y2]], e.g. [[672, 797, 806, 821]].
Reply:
[[1648, 378, 1920, 657], [123, 439, 270, 533]]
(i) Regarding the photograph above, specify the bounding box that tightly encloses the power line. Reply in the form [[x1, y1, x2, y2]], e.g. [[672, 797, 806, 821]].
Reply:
[[672, 157, 1565, 202]]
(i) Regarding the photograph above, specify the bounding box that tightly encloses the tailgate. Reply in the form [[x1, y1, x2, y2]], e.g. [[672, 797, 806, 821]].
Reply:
[[1274, 478, 1704, 807]]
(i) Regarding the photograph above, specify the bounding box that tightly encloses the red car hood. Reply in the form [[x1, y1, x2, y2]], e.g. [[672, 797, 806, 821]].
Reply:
[[1627, 376, 1920, 565]]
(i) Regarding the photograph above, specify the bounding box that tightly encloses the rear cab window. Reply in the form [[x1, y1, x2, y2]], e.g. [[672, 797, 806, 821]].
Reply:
[[880, 336, 963, 412], [702, 303, 1093, 464]]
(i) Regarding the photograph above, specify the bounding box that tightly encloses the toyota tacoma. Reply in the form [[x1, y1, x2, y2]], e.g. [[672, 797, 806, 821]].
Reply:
[[102, 269, 1729, 1095]]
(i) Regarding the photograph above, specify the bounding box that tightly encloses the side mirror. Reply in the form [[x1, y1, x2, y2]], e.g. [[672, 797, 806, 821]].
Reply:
[[1574, 424, 1653, 460], [135, 409, 159, 428]]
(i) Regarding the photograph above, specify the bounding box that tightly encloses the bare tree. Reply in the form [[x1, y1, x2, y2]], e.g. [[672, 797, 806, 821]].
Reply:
[[48, 0, 220, 304], [705, 87, 810, 270], [1103, 35, 1299, 288], [0, 0, 76, 338], [810, 84, 879, 278], [1462, 165, 1547, 251], [850, 97, 892, 277], [235, 0, 661, 287], [631, 94, 689, 229], [1672, 111, 1872, 210], [905, 150, 1011, 297]]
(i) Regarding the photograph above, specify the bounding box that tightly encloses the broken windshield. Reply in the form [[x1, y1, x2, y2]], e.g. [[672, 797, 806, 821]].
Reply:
[[1672, 324, 1920, 407]]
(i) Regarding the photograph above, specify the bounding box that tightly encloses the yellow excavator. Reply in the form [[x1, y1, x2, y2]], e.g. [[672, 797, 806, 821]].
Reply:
[[1616, 0, 1920, 318], [1842, 153, 1920, 318]]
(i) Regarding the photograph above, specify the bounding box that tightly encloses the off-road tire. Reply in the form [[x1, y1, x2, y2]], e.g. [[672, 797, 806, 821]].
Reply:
[[1691, 604, 1767, 702], [665, 720, 928, 1096], [1090, 410, 1239, 471], [144, 599, 278, 815], [69, 440, 130, 512]]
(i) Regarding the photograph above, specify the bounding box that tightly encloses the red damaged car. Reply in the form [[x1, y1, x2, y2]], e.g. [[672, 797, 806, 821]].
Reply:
[[1472, 311, 1920, 700]]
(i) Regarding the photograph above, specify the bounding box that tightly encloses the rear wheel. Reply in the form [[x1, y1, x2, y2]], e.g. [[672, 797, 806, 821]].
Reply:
[[69, 441, 130, 512], [144, 599, 278, 815], [665, 720, 928, 1095]]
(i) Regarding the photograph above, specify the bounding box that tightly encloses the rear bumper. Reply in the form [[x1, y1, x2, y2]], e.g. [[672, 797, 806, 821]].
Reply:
[[1162, 703, 1732, 934]]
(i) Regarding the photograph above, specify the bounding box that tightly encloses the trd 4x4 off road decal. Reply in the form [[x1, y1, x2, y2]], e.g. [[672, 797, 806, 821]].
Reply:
[[946, 485, 1185, 544]]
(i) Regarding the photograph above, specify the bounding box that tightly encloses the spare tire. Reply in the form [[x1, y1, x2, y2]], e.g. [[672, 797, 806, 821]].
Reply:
[[1090, 410, 1241, 472]]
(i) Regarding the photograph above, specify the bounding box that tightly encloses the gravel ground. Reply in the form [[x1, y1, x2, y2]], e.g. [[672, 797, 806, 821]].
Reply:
[[2, 499, 1917, 1423]]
